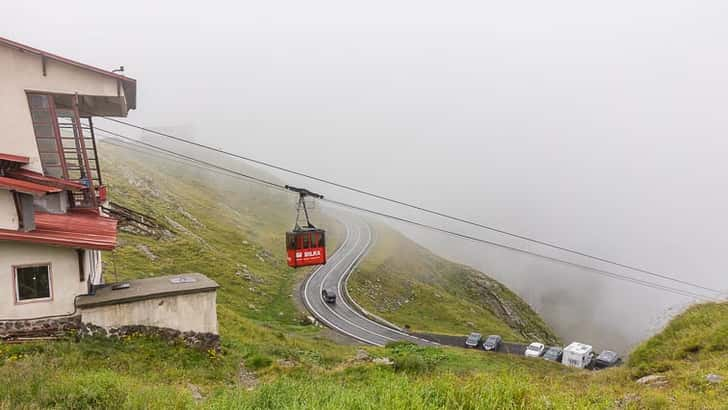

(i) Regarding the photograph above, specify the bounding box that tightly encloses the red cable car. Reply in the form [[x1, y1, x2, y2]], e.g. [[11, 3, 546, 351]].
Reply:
[[286, 227, 326, 268], [285, 186, 327, 268]]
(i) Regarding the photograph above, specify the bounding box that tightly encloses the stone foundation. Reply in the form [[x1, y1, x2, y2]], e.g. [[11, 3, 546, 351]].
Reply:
[[0, 316, 220, 352], [0, 315, 82, 338], [78, 323, 221, 352]]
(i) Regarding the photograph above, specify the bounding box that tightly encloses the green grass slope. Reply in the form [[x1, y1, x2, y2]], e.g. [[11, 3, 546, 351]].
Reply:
[[3, 303, 726, 409], [629, 302, 728, 386], [1, 141, 725, 409], [348, 223, 558, 344], [99, 141, 321, 324]]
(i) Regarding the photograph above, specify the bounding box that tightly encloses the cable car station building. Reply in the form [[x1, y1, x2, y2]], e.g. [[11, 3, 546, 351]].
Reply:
[[0, 37, 218, 346]]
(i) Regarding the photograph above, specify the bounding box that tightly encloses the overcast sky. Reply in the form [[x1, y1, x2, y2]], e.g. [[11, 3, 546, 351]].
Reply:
[[3, 0, 727, 351]]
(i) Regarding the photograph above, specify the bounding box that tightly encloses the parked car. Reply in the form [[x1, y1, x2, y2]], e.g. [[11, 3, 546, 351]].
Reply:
[[594, 350, 621, 369], [321, 288, 337, 304], [465, 332, 482, 348], [562, 342, 595, 369], [542, 346, 563, 362], [482, 335, 502, 351], [524, 342, 546, 357]]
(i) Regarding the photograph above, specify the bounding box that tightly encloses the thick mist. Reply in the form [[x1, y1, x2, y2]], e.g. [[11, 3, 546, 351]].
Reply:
[[3, 0, 727, 352]]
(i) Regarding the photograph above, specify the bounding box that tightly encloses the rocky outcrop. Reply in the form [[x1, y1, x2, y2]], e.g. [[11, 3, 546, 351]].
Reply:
[[464, 272, 559, 344]]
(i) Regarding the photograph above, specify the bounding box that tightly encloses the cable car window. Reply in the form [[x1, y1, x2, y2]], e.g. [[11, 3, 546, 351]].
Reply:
[[302, 233, 310, 248], [286, 233, 295, 250], [319, 232, 325, 247]]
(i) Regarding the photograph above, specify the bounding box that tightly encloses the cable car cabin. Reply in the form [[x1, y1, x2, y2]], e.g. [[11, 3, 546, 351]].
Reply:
[[286, 228, 327, 268]]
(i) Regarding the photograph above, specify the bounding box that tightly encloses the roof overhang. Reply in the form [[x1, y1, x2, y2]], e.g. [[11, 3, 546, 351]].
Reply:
[[0, 36, 137, 112], [0, 176, 62, 197], [0, 153, 30, 164], [0, 211, 118, 250], [6, 169, 86, 191], [0, 153, 31, 174]]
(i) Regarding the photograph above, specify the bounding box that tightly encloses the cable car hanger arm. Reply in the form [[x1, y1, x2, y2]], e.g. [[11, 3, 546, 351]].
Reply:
[[285, 185, 324, 199], [286, 185, 323, 229]]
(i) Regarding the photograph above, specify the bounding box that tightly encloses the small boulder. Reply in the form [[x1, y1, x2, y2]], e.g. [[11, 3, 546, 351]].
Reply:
[[614, 393, 641, 408], [636, 375, 668, 387], [706, 374, 723, 384], [136, 244, 158, 261], [238, 362, 259, 390], [187, 384, 203, 401], [373, 357, 394, 366], [355, 349, 370, 361], [277, 359, 296, 368]]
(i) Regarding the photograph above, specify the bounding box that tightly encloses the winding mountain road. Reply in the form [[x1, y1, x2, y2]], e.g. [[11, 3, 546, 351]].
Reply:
[[302, 216, 436, 347]]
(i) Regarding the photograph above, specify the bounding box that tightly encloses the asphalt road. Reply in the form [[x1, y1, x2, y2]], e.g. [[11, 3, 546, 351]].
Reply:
[[302, 216, 436, 347], [411, 332, 529, 355], [302, 217, 615, 369]]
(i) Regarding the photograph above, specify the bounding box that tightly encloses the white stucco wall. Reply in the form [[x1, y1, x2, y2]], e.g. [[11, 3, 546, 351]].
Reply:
[[0, 44, 123, 172], [0, 241, 85, 320], [0, 190, 19, 230], [80, 291, 218, 334]]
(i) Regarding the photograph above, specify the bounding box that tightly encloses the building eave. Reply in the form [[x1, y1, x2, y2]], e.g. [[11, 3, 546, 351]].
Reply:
[[0, 36, 137, 110], [6, 169, 86, 191], [0, 176, 61, 197], [0, 211, 118, 250]]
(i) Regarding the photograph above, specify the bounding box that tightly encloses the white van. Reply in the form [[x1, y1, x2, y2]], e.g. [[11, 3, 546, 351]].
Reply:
[[561, 342, 594, 369]]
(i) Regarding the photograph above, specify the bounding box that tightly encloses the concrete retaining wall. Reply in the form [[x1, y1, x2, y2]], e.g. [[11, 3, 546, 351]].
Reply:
[[80, 291, 218, 334]]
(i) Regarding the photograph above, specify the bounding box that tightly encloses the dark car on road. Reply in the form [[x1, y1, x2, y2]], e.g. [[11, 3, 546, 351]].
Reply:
[[542, 346, 563, 362], [322, 288, 337, 304], [465, 332, 482, 348], [594, 350, 621, 369], [482, 335, 502, 351]]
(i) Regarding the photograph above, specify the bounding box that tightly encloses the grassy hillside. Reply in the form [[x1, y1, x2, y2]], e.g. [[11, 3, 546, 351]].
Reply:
[[629, 302, 728, 385], [1, 141, 725, 409], [348, 224, 558, 344], [2, 303, 725, 409], [95, 139, 551, 344]]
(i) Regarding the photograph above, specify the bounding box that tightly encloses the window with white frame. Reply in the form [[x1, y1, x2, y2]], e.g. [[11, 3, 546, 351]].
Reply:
[[15, 265, 52, 301]]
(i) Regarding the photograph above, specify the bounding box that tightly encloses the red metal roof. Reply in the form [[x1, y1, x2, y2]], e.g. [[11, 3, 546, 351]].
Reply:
[[0, 153, 30, 164], [0, 36, 137, 110], [0, 176, 62, 196], [0, 211, 118, 250], [7, 169, 86, 191]]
